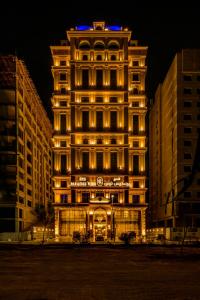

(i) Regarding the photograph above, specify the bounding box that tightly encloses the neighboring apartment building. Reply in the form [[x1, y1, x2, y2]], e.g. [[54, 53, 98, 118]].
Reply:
[[149, 49, 200, 240], [51, 21, 148, 242], [0, 56, 52, 232]]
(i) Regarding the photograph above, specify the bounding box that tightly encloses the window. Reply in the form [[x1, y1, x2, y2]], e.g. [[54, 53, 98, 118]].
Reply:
[[111, 55, 116, 61], [61, 181, 67, 187], [79, 41, 90, 50], [110, 111, 117, 130], [183, 114, 192, 120], [27, 154, 32, 163], [82, 69, 89, 88], [132, 195, 140, 203], [94, 42, 105, 50], [60, 60, 66, 66], [96, 152, 103, 171], [97, 138, 102, 144], [184, 140, 192, 147], [132, 74, 139, 81], [19, 184, 24, 191], [110, 70, 117, 87], [61, 155, 67, 173], [108, 41, 119, 50], [132, 115, 139, 134], [133, 155, 139, 174], [60, 114, 66, 133], [83, 138, 89, 144], [133, 88, 139, 95], [184, 153, 192, 159], [197, 89, 200, 94], [19, 197, 24, 204], [197, 114, 200, 120], [184, 127, 192, 133], [60, 194, 68, 203], [60, 101, 67, 107], [82, 55, 88, 61], [96, 111, 103, 130], [82, 152, 89, 170], [96, 55, 102, 61], [133, 61, 139, 66], [133, 181, 139, 188], [96, 97, 103, 103], [183, 75, 192, 81], [110, 152, 117, 171], [184, 166, 192, 172], [184, 101, 192, 107], [96, 192, 104, 197], [60, 87, 66, 94], [60, 140, 67, 147], [82, 192, 90, 203], [183, 88, 192, 94], [59, 73, 66, 81], [81, 97, 89, 103], [111, 138, 116, 144], [82, 111, 89, 130], [110, 97, 118, 103], [133, 141, 139, 148], [197, 192, 200, 198], [27, 200, 32, 207], [27, 140, 32, 150], [132, 101, 139, 107], [27, 189, 32, 196], [96, 69, 103, 87], [27, 166, 32, 175]]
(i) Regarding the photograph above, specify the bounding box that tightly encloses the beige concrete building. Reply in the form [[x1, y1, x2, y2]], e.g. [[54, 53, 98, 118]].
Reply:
[[0, 56, 52, 232], [51, 22, 148, 242], [149, 49, 200, 240]]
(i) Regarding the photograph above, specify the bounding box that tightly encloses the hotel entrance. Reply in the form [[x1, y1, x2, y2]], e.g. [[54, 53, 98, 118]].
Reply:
[[93, 208, 107, 241]]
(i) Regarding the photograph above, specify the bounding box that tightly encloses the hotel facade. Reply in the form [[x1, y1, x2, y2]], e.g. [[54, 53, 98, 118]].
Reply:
[[51, 22, 148, 242], [149, 49, 200, 240], [0, 56, 52, 233]]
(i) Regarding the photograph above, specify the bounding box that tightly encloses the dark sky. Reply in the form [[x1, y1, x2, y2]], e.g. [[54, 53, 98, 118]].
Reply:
[[0, 2, 200, 118]]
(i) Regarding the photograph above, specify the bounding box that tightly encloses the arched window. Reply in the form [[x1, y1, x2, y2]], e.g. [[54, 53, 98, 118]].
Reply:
[[79, 41, 90, 50], [96, 55, 102, 61], [133, 88, 139, 95], [108, 41, 120, 50], [94, 41, 105, 50], [111, 55, 116, 61], [82, 55, 88, 61]]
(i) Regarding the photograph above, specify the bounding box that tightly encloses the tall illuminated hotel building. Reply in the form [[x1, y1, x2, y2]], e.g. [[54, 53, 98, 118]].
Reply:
[[51, 22, 148, 241]]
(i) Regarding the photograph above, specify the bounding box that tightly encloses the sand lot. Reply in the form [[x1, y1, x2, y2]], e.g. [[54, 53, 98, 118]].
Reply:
[[0, 245, 200, 300]]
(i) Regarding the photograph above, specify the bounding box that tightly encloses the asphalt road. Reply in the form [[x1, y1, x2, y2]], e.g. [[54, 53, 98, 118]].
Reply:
[[0, 246, 200, 300]]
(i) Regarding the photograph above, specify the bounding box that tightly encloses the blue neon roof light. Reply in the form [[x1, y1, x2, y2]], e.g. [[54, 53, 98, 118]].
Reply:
[[107, 25, 122, 31], [76, 25, 91, 31]]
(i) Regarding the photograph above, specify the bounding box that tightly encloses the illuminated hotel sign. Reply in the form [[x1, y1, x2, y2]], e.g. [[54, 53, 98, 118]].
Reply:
[[70, 177, 130, 187]]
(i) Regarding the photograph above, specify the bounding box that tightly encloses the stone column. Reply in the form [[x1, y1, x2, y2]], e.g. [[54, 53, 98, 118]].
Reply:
[[141, 209, 146, 239], [54, 209, 60, 237]]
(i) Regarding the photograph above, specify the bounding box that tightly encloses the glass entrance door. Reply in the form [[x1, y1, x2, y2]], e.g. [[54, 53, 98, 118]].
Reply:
[[93, 208, 107, 241]]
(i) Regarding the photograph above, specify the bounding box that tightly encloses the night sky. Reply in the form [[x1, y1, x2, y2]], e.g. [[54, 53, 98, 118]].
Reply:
[[0, 2, 199, 119]]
